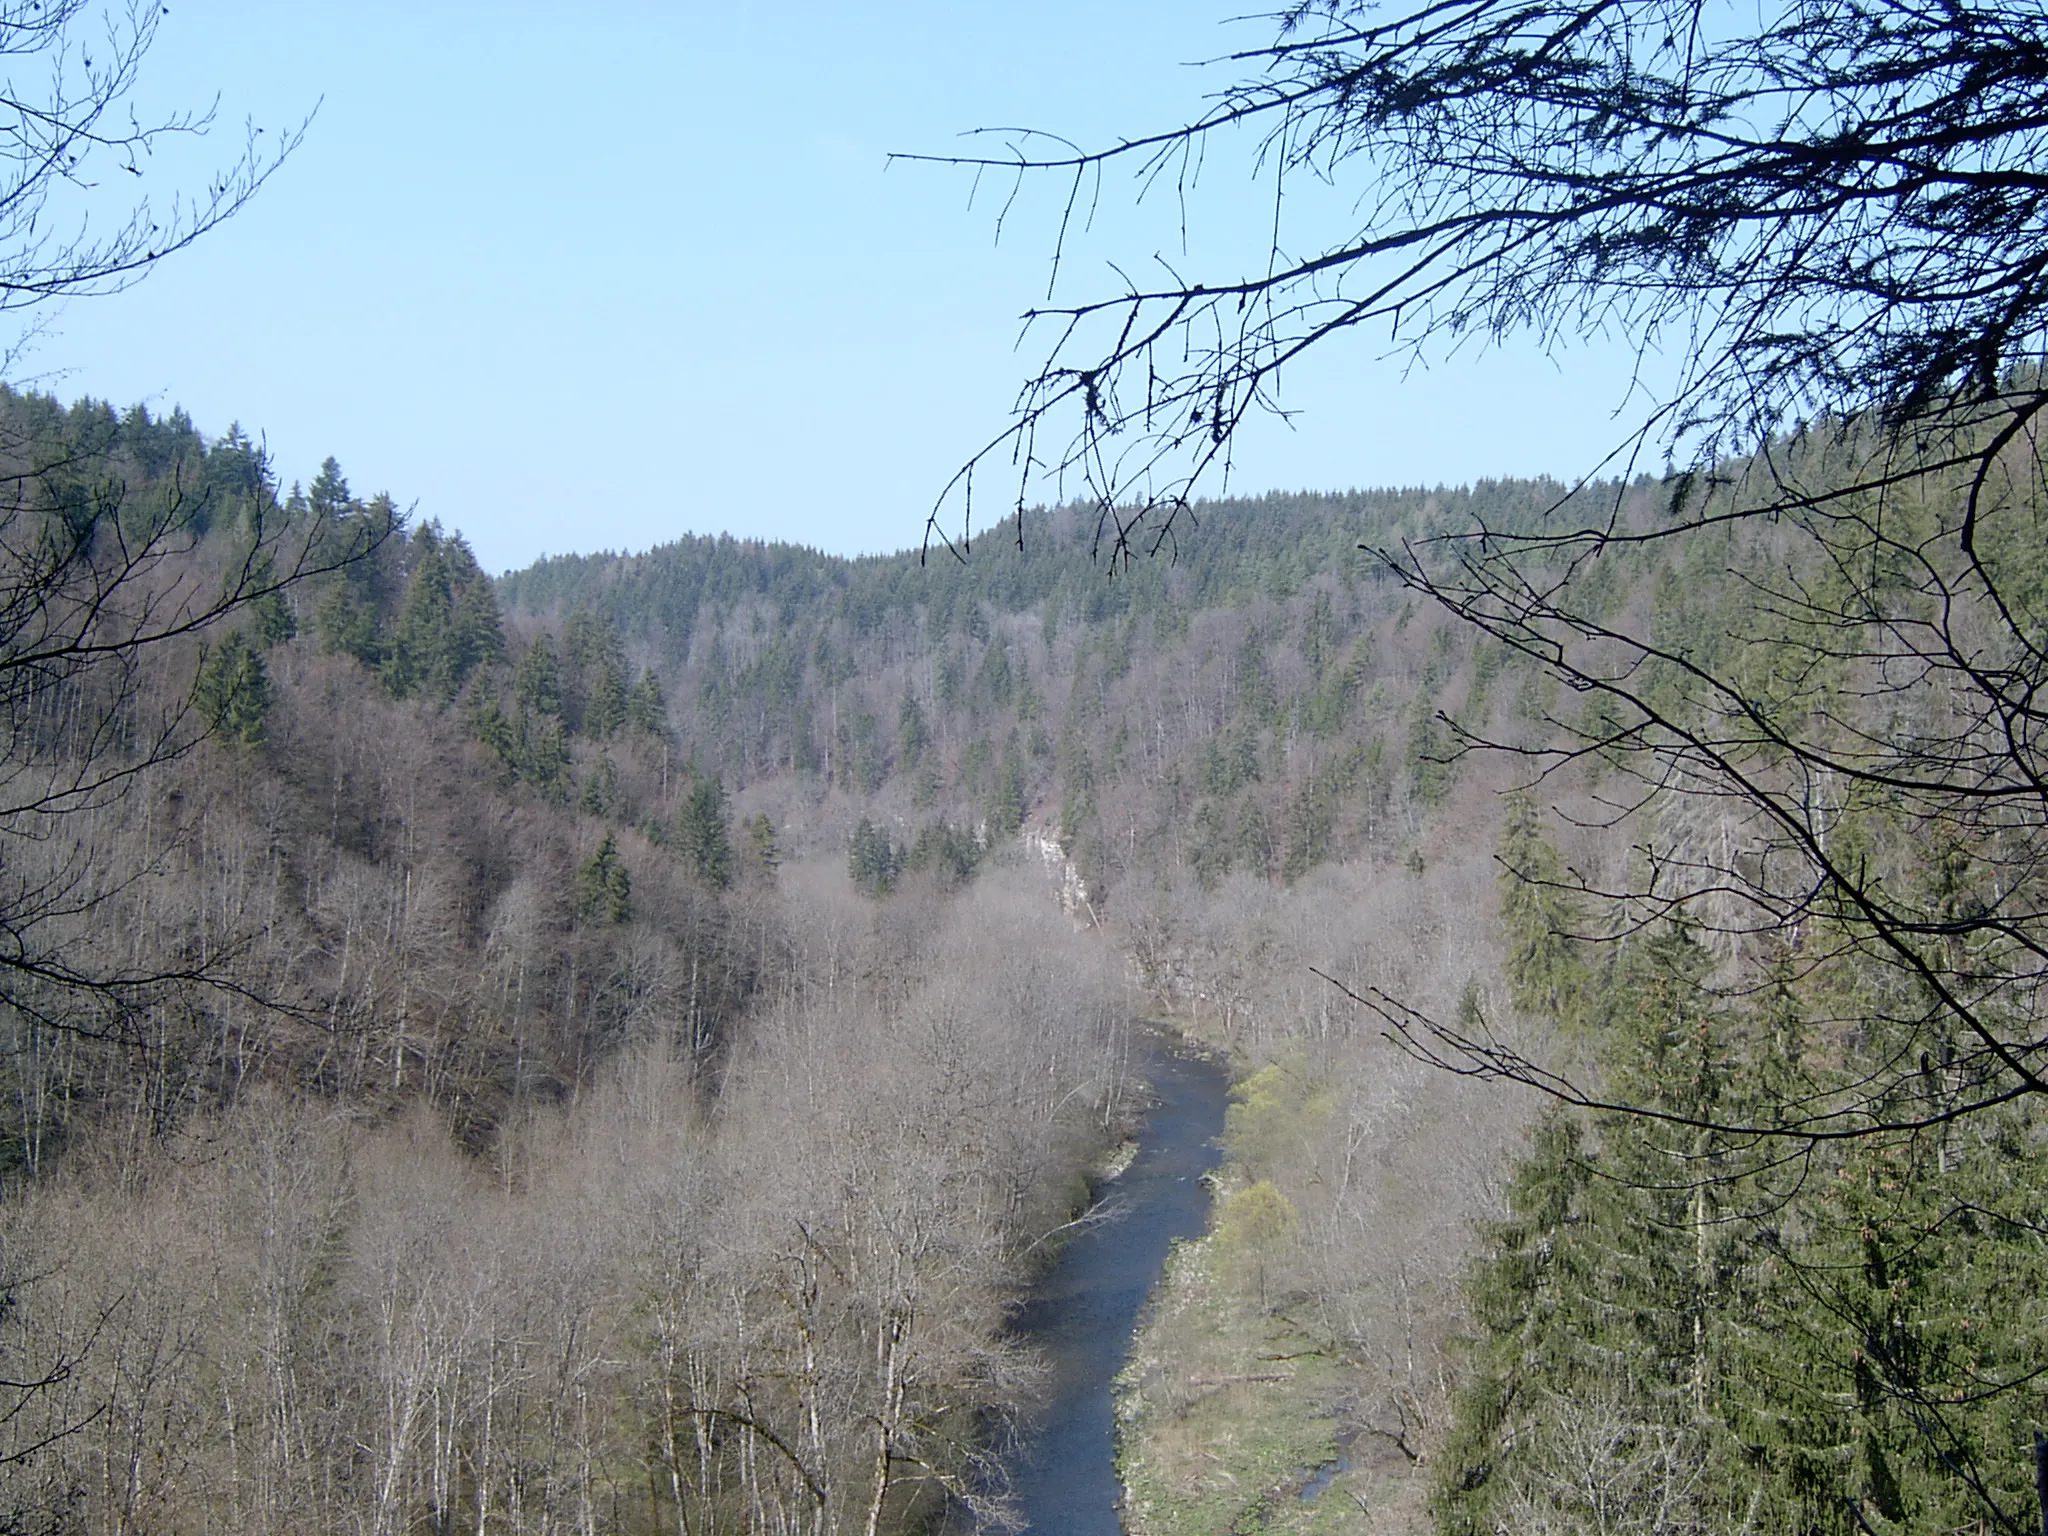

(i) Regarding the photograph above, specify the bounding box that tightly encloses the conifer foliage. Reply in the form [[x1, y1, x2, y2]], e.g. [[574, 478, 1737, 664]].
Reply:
[[1437, 810, 2048, 1536], [193, 630, 272, 746]]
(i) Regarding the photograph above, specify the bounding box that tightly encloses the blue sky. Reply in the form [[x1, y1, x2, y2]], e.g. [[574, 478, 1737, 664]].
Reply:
[[32, 3, 1661, 573]]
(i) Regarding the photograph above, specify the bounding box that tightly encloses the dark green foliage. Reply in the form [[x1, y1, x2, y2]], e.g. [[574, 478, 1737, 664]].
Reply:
[[584, 660, 627, 739], [1405, 630, 1461, 806], [1497, 794, 1590, 1029], [848, 817, 897, 897], [674, 773, 733, 889], [1236, 796, 1275, 880], [485, 484, 1585, 893], [1236, 628, 1275, 725], [1188, 800, 1232, 891], [1057, 732, 1095, 849], [626, 669, 668, 736], [841, 708, 886, 794], [449, 574, 505, 677], [1302, 588, 1334, 678], [515, 636, 563, 718], [316, 580, 383, 667], [579, 755, 623, 819], [1201, 725, 1261, 799], [988, 739, 1027, 838], [1301, 635, 1368, 738], [194, 631, 271, 746], [247, 586, 296, 648], [1281, 770, 1336, 883], [1435, 1107, 1592, 1536], [901, 821, 981, 887], [470, 698, 572, 801], [975, 639, 1014, 709], [383, 536, 454, 699], [575, 831, 631, 925], [200, 420, 268, 504], [382, 525, 504, 701], [897, 690, 928, 771], [308, 455, 351, 519], [1439, 915, 2048, 1536], [561, 606, 628, 737]]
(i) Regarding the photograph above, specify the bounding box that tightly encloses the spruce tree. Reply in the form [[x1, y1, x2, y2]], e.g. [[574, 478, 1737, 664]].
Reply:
[[584, 656, 628, 739], [448, 571, 505, 680], [626, 669, 667, 736], [989, 739, 1026, 838], [194, 631, 271, 747], [384, 539, 453, 699], [575, 832, 631, 925], [848, 817, 897, 897], [308, 455, 351, 518], [674, 773, 733, 889], [515, 636, 563, 718], [1497, 794, 1590, 1029]]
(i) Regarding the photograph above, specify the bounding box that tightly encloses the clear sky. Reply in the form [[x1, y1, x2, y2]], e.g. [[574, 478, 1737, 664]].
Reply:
[[30, 3, 1662, 573]]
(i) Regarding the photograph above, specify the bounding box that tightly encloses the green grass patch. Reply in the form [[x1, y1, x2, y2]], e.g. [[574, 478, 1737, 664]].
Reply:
[[1116, 1232, 1379, 1535]]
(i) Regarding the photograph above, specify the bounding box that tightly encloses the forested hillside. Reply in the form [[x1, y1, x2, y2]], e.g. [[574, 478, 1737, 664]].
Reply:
[[495, 482, 1581, 900], [0, 390, 1145, 1535], [3, 382, 2044, 1536], [499, 407, 2048, 1534]]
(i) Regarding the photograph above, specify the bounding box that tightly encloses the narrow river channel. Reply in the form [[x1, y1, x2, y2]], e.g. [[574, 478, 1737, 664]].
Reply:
[[1000, 1034, 1229, 1533]]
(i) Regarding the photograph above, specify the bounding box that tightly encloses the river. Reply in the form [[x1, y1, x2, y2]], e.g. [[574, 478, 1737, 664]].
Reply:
[[1000, 1033, 1229, 1533]]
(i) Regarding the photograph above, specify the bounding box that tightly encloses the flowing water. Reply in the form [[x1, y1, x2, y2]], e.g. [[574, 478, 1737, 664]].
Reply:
[[1000, 1035, 1229, 1533]]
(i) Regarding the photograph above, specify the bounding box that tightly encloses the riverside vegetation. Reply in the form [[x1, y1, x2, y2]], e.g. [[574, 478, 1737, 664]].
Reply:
[[1, 384, 2045, 1535]]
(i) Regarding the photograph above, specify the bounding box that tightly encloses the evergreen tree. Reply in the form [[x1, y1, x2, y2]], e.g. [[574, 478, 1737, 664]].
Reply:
[[674, 772, 733, 888], [1319, 636, 1373, 739], [1435, 1108, 1597, 1536], [626, 669, 667, 736], [988, 738, 1027, 838], [449, 577, 505, 680], [1405, 690, 1456, 807], [897, 690, 928, 771], [247, 586, 296, 648], [903, 821, 980, 887], [579, 755, 623, 818], [1497, 794, 1591, 1029], [575, 831, 631, 925], [848, 817, 897, 897], [515, 635, 563, 718], [1236, 795, 1275, 879], [1058, 736, 1096, 851], [308, 455, 352, 518], [1236, 628, 1275, 723], [513, 711, 571, 801], [194, 631, 271, 747], [201, 420, 269, 503], [1302, 587, 1335, 679], [975, 641, 1014, 709], [383, 537, 454, 699], [1188, 800, 1232, 891], [314, 580, 383, 667], [584, 656, 628, 739], [1281, 772, 1334, 883]]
